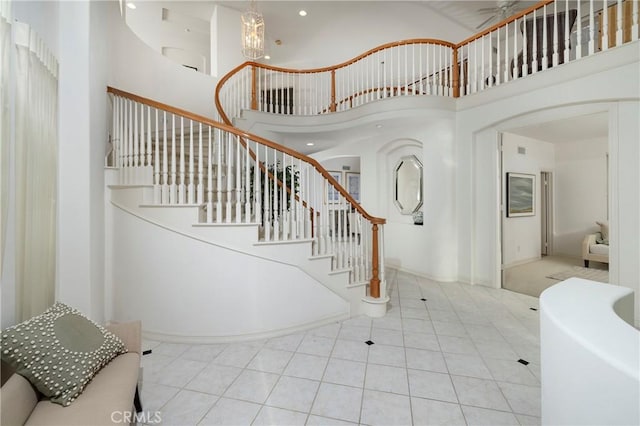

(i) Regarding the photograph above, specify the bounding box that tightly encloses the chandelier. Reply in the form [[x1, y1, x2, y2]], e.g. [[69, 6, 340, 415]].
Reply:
[[241, 1, 265, 60]]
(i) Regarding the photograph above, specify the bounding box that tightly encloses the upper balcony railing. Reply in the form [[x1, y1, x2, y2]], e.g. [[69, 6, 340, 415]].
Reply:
[[215, 0, 639, 121]]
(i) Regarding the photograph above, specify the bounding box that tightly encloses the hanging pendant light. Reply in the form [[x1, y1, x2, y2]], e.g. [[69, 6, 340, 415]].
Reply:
[[241, 0, 265, 60]]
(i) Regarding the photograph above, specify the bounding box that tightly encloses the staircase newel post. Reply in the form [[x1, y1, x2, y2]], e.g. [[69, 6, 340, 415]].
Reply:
[[330, 69, 337, 112], [452, 46, 460, 98], [251, 65, 258, 110], [370, 223, 380, 298]]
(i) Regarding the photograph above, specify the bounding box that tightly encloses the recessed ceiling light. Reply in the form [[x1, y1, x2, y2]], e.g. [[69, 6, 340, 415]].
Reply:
[[126, 2, 136, 9], [264, 55, 271, 60], [299, 10, 307, 16], [376, 124, 383, 129], [306, 142, 314, 146], [184, 28, 191, 33]]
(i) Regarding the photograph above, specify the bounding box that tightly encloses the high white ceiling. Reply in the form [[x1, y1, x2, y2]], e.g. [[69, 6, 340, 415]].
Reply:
[[126, 0, 539, 69], [507, 112, 609, 144]]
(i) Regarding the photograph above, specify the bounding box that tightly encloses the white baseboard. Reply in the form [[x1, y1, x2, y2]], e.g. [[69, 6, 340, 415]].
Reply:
[[141, 312, 350, 344], [503, 255, 542, 269]]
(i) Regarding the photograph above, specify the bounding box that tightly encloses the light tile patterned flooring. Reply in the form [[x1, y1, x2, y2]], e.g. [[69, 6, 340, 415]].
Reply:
[[141, 270, 542, 425]]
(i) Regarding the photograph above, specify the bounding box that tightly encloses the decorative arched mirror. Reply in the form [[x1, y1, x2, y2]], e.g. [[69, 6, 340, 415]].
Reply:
[[394, 155, 423, 214]]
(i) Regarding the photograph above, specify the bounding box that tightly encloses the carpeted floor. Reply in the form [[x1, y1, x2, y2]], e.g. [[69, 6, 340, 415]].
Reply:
[[503, 255, 608, 298]]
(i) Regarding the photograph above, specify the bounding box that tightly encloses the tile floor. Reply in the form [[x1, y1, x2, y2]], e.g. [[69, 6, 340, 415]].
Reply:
[[140, 270, 542, 425]]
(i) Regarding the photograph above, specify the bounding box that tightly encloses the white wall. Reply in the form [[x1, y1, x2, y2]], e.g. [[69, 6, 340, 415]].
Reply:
[[502, 134, 554, 266], [12, 0, 59, 57], [554, 138, 608, 257], [210, 5, 244, 79], [57, 1, 103, 321], [309, 112, 457, 282], [111, 207, 348, 340], [108, 2, 218, 119]]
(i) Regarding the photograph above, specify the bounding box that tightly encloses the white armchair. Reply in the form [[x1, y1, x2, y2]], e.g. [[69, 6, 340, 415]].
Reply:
[[582, 233, 609, 267]]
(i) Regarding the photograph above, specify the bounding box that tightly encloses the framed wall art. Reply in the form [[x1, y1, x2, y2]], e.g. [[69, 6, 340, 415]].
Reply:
[[507, 172, 535, 217]]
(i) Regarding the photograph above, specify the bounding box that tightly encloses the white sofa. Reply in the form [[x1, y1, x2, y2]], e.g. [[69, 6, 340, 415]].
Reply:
[[582, 233, 609, 267]]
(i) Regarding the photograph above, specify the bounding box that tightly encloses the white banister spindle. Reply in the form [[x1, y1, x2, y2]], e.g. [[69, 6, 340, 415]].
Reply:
[[552, 2, 559, 67], [281, 151, 287, 240], [513, 17, 519, 78], [127, 100, 132, 182], [633, 0, 639, 40], [523, 13, 529, 76], [577, 0, 583, 59], [602, 0, 609, 50], [188, 120, 194, 204], [197, 123, 204, 204], [146, 105, 152, 169], [245, 139, 251, 223], [215, 128, 222, 222], [532, 9, 539, 73], [170, 114, 177, 204], [589, 0, 596, 54], [289, 154, 295, 238], [226, 133, 232, 222], [235, 136, 241, 223], [488, 37, 493, 87], [263, 150, 271, 240], [481, 36, 485, 90], [565, 0, 571, 62], [254, 141, 261, 224], [543, 5, 549, 70], [207, 127, 213, 223], [162, 111, 168, 202], [504, 23, 510, 83], [496, 28, 501, 85], [133, 102, 139, 177], [178, 117, 185, 204], [616, 0, 623, 46], [153, 108, 160, 203], [272, 148, 279, 240]]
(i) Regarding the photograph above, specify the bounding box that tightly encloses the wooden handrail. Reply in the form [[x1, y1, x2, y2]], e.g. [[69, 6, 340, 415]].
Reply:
[[108, 86, 385, 226]]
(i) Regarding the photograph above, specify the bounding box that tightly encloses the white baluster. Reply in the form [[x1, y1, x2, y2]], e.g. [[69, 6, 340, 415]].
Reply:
[[178, 117, 185, 204], [170, 114, 177, 204], [523, 13, 529, 76], [162, 111, 168, 203], [577, 0, 583, 59], [255, 141, 261, 224], [245, 138, 251, 223], [602, 0, 609, 50], [616, 0, 623, 46], [215, 128, 222, 222], [504, 24, 510, 83], [513, 17, 519, 78], [235, 136, 242, 223], [565, 0, 571, 62], [543, 5, 549, 69], [147, 106, 152, 181], [633, 0, 639, 40], [226, 132, 232, 222], [589, 0, 596, 55], [197, 123, 204, 204], [133, 101, 139, 182], [154, 108, 160, 203], [188, 120, 194, 204], [532, 10, 539, 73], [272, 148, 279, 240], [552, 1, 559, 66], [281, 152, 288, 240], [480, 36, 485, 90], [297, 158, 303, 239], [207, 127, 213, 223], [496, 29, 501, 85], [263, 148, 271, 240]]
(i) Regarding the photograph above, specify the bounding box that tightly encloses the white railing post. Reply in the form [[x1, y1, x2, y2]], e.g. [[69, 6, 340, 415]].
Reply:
[[589, 0, 596, 55], [178, 117, 185, 204], [188, 120, 194, 204], [161, 111, 168, 202], [169, 114, 177, 204], [153, 108, 160, 203], [207, 127, 213, 223], [602, 0, 609, 51]]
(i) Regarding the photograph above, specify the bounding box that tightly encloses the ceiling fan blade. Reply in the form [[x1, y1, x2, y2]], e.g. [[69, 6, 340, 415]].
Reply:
[[476, 14, 498, 30], [477, 7, 500, 13]]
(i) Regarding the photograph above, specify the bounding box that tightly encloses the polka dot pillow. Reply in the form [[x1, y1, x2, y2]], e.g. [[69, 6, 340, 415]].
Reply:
[[1, 302, 126, 406]]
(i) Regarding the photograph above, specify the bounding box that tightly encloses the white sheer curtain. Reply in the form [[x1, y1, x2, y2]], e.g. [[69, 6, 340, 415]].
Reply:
[[13, 20, 58, 321], [0, 0, 11, 278]]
